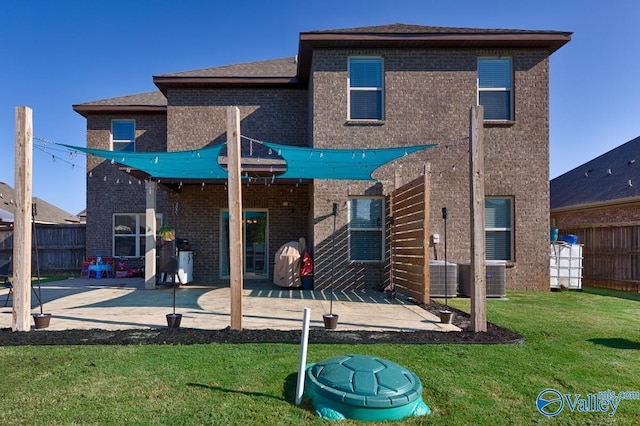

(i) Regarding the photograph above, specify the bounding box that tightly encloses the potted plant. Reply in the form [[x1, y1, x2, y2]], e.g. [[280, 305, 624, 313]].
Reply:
[[323, 203, 339, 329], [31, 203, 51, 329], [158, 223, 175, 242], [439, 207, 454, 325]]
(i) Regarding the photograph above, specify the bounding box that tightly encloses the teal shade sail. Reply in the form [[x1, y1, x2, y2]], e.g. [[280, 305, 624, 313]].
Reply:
[[261, 142, 436, 180], [65, 141, 436, 181], [65, 144, 228, 180]]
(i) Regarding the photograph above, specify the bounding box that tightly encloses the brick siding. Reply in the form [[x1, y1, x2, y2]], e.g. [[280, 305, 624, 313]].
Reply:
[[85, 47, 553, 291]]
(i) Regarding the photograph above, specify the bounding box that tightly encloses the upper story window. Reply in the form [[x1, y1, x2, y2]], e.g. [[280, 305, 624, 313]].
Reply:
[[485, 197, 513, 261], [478, 58, 512, 121], [111, 120, 135, 152], [348, 57, 384, 120], [349, 197, 384, 262]]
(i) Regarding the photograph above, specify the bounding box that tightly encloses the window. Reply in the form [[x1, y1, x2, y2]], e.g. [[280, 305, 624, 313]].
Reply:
[[111, 120, 135, 151], [485, 197, 513, 260], [349, 197, 384, 261], [113, 213, 161, 257], [348, 57, 383, 120], [478, 58, 512, 121]]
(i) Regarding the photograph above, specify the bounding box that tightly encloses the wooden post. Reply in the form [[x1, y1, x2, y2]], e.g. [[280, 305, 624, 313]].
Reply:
[[469, 106, 487, 332], [144, 180, 158, 289], [227, 106, 243, 330], [422, 165, 431, 303], [13, 106, 33, 331]]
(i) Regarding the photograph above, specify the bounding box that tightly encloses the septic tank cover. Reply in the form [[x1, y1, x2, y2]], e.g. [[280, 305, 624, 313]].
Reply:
[[305, 354, 431, 421]]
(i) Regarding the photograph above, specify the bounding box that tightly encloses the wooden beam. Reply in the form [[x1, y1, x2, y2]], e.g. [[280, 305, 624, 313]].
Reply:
[[227, 106, 243, 330], [13, 106, 32, 331], [422, 170, 430, 304], [469, 105, 487, 332], [144, 181, 158, 289]]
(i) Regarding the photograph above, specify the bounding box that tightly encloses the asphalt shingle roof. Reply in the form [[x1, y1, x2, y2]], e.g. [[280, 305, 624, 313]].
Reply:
[[550, 136, 640, 210], [306, 23, 565, 34], [75, 91, 167, 107], [0, 182, 80, 224], [74, 23, 570, 110], [156, 57, 297, 78]]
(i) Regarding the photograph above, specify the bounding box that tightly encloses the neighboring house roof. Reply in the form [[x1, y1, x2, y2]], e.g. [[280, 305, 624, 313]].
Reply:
[[73, 23, 571, 112], [0, 207, 13, 223], [550, 136, 640, 210], [0, 182, 80, 224]]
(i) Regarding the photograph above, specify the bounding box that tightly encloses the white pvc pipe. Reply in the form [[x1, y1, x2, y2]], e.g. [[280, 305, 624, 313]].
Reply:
[[295, 307, 311, 405]]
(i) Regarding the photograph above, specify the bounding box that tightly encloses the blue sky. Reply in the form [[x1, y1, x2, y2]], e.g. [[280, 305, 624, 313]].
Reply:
[[1, 0, 639, 215]]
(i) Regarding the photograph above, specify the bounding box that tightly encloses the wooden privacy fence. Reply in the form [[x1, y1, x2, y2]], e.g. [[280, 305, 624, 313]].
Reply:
[[561, 224, 640, 293], [0, 224, 86, 275], [390, 174, 430, 303]]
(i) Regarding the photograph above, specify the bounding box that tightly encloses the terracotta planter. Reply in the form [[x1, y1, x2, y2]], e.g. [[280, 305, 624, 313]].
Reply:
[[33, 313, 52, 329], [166, 313, 182, 328], [323, 314, 339, 330], [439, 310, 453, 324]]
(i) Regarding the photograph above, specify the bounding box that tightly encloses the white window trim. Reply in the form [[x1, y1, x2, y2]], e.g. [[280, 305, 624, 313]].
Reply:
[[477, 57, 513, 121], [485, 196, 514, 261], [113, 213, 162, 258], [347, 56, 384, 121], [348, 196, 385, 262], [111, 119, 136, 151]]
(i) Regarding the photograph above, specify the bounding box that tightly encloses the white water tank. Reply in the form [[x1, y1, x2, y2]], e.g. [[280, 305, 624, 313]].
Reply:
[[550, 242, 582, 290]]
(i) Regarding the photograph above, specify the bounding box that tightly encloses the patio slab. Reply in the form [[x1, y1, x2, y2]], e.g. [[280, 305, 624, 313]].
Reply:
[[0, 277, 459, 332]]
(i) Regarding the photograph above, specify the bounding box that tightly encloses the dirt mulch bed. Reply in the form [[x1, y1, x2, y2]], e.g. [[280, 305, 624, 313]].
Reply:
[[0, 302, 522, 346]]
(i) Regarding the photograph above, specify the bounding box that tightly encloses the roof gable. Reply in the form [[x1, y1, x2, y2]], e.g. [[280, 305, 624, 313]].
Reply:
[[551, 136, 640, 210]]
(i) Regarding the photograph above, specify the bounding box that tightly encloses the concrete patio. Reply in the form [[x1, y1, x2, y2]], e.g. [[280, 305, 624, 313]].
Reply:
[[0, 277, 459, 332]]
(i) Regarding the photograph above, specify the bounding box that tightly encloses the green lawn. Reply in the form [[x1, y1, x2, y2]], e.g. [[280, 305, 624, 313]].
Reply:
[[1, 287, 638, 425]]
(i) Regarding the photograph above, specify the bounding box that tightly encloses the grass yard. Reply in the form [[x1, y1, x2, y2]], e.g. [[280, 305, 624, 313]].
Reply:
[[0, 287, 638, 425]]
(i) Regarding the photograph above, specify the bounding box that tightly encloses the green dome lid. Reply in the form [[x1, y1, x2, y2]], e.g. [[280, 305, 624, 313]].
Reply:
[[306, 354, 422, 408]]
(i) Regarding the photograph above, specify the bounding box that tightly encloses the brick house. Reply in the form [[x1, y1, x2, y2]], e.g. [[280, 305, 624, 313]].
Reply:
[[551, 135, 640, 292], [73, 24, 570, 291]]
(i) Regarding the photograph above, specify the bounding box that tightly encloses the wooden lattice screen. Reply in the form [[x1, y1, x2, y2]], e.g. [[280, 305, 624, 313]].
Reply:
[[390, 174, 430, 303]]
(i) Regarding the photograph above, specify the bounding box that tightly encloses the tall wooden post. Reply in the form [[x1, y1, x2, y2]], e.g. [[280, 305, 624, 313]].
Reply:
[[13, 106, 33, 331], [469, 105, 487, 332], [227, 106, 243, 330], [145, 180, 158, 289]]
